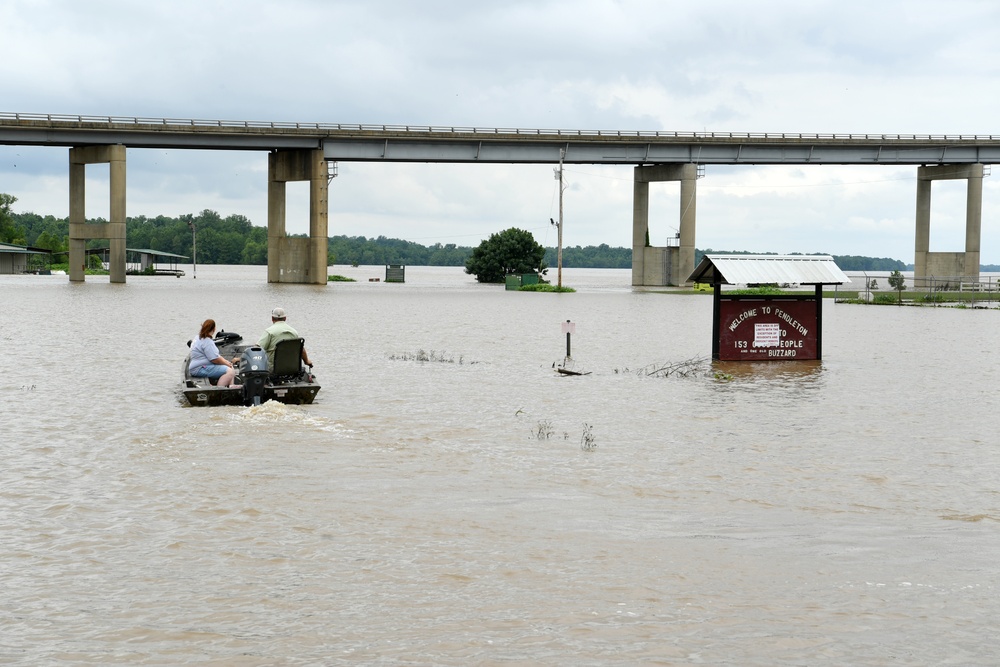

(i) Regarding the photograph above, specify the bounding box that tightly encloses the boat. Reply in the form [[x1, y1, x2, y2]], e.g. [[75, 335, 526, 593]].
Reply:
[[181, 331, 321, 407]]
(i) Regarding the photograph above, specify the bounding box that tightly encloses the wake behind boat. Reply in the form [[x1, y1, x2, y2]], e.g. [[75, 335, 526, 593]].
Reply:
[[181, 331, 321, 407]]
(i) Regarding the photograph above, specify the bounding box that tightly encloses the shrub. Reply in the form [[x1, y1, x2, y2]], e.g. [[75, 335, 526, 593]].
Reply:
[[730, 286, 784, 295], [519, 283, 575, 293]]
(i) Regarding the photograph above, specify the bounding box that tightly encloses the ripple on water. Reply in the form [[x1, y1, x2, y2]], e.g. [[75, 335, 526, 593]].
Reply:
[[4, 267, 1000, 665]]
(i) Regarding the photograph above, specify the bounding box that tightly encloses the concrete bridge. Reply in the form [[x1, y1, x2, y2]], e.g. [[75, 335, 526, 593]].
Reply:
[[3, 112, 998, 286]]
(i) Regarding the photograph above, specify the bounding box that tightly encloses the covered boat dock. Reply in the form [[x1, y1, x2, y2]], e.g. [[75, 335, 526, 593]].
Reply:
[[125, 248, 188, 276]]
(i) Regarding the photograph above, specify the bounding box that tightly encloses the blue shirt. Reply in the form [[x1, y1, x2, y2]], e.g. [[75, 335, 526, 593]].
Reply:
[[189, 336, 221, 370]]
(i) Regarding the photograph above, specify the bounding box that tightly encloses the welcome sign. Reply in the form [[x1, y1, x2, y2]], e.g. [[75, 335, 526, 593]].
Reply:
[[687, 255, 848, 363], [717, 298, 819, 361]]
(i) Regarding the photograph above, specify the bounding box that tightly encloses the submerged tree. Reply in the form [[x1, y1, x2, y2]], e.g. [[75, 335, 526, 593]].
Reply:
[[464, 227, 546, 283], [888, 270, 906, 304]]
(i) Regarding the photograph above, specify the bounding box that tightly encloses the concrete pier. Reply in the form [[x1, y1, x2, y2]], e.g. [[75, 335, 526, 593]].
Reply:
[[68, 145, 126, 283], [632, 164, 697, 286], [267, 149, 329, 285], [914, 163, 983, 284]]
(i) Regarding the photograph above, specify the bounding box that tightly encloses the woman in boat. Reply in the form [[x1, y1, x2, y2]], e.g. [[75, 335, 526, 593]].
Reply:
[[189, 319, 237, 387]]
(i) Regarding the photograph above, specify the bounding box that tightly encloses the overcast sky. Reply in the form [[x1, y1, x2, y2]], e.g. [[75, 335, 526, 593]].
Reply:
[[3, 0, 1000, 262]]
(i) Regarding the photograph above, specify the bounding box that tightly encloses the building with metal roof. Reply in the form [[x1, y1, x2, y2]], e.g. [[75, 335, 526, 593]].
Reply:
[[0, 242, 50, 274]]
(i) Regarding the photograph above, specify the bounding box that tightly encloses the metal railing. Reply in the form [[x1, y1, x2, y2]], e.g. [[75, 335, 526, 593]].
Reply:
[[838, 272, 998, 307], [4, 111, 1000, 142]]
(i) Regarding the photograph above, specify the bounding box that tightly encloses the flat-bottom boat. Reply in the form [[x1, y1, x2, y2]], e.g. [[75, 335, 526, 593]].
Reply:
[[181, 331, 320, 407]]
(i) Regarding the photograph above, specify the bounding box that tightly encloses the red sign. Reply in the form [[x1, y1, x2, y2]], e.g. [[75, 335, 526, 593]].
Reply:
[[718, 299, 818, 361]]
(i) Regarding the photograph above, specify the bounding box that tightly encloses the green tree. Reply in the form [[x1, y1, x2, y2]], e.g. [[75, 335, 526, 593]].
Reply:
[[888, 270, 906, 304], [464, 227, 546, 283], [0, 193, 27, 244], [241, 226, 268, 264]]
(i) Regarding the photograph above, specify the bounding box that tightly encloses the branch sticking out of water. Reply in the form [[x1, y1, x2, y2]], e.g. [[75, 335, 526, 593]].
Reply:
[[614, 356, 711, 378]]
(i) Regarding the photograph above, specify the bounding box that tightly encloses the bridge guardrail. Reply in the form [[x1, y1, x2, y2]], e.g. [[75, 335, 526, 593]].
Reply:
[[3, 111, 1000, 142]]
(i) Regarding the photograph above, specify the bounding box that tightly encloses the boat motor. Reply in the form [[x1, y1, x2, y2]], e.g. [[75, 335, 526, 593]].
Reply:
[[215, 330, 242, 345], [239, 345, 269, 406]]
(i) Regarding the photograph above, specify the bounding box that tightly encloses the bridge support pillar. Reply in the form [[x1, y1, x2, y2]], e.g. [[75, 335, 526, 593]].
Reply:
[[914, 163, 983, 287], [68, 145, 126, 283], [632, 163, 697, 286], [267, 149, 329, 285]]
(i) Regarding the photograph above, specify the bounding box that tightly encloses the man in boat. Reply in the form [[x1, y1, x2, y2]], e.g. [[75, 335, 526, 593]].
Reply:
[[258, 307, 314, 370]]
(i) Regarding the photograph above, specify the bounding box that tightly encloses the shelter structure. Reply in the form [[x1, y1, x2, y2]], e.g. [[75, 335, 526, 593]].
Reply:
[[0, 243, 50, 274], [125, 248, 188, 276], [688, 255, 850, 361]]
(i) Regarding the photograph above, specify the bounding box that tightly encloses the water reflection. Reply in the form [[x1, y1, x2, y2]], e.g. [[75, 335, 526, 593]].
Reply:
[[712, 358, 825, 383]]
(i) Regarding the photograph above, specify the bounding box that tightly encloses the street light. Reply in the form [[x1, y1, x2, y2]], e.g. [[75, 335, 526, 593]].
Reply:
[[187, 220, 197, 279]]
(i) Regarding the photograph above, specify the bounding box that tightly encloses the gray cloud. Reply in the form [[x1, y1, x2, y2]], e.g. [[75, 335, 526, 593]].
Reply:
[[3, 0, 1000, 261]]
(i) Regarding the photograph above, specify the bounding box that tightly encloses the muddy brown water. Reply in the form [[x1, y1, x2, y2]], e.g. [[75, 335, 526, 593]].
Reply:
[[2, 265, 998, 665]]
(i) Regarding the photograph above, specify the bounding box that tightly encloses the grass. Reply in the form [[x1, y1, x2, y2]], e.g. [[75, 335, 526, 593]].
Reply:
[[328, 274, 356, 282], [728, 285, 787, 296], [518, 283, 576, 292], [681, 285, 998, 305], [834, 290, 999, 305]]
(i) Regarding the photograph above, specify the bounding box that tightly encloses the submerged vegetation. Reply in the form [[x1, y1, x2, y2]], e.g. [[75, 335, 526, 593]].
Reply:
[[518, 283, 576, 293], [528, 418, 597, 451], [615, 357, 712, 378], [837, 291, 999, 308], [387, 349, 477, 364], [727, 285, 787, 296]]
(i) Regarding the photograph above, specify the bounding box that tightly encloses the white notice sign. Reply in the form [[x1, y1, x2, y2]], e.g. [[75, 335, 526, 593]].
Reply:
[[754, 322, 780, 347]]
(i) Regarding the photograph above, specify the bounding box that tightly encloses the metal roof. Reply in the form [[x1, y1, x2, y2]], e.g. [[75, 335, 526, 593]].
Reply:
[[0, 243, 49, 255], [127, 248, 189, 260], [688, 254, 851, 286]]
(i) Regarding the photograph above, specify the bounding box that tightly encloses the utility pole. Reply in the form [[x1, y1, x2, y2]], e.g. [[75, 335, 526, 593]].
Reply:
[[552, 148, 565, 288], [187, 219, 197, 279]]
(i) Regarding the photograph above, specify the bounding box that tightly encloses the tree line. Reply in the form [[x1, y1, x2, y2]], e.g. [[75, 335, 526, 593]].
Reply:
[[2, 199, 949, 271], [5, 208, 269, 265]]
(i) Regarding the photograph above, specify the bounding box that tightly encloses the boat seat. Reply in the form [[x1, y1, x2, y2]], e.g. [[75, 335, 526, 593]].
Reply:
[[271, 337, 306, 380]]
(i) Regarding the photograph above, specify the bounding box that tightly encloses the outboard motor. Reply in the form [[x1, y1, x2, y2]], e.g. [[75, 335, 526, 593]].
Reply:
[[239, 345, 269, 406], [215, 330, 242, 345]]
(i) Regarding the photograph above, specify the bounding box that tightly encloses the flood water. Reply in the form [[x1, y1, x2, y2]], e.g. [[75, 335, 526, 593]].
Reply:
[[2, 265, 999, 665]]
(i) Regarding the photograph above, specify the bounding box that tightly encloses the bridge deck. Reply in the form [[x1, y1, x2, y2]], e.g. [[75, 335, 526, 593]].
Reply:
[[3, 112, 1000, 165]]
